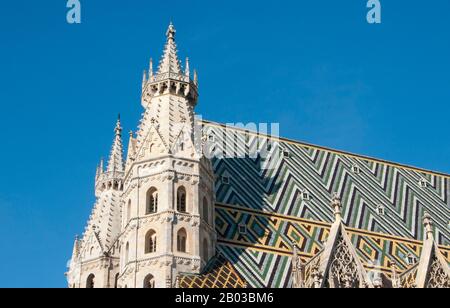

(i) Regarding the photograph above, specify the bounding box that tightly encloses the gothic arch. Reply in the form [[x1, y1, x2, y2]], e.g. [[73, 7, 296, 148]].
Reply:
[[146, 187, 158, 214], [177, 228, 187, 253], [145, 229, 157, 254], [177, 186, 187, 213], [86, 274, 95, 288], [143, 274, 155, 288]]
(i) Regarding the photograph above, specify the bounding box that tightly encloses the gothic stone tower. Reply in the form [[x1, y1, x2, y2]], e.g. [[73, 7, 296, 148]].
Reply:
[[118, 23, 216, 288], [67, 24, 215, 288], [66, 118, 125, 288]]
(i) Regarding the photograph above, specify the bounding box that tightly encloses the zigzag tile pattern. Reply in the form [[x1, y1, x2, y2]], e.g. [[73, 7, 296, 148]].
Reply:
[[215, 204, 450, 288], [201, 122, 450, 287], [203, 123, 450, 244], [179, 255, 246, 288]]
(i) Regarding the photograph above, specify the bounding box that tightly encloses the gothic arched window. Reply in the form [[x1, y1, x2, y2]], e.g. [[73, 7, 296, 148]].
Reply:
[[177, 228, 187, 253], [143, 274, 155, 288], [86, 274, 95, 288], [145, 230, 157, 254], [146, 187, 158, 214], [177, 186, 187, 213], [203, 238, 209, 261], [202, 197, 209, 223]]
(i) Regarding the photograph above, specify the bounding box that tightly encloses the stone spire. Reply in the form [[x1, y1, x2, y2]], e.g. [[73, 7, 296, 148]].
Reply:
[[68, 116, 126, 288], [397, 212, 450, 288], [137, 23, 199, 152], [142, 70, 147, 91], [125, 130, 136, 170], [115, 24, 215, 288], [291, 241, 305, 288], [149, 58, 154, 78], [106, 115, 124, 173], [71, 235, 80, 261], [157, 23, 182, 75], [185, 57, 190, 78], [302, 193, 373, 288]]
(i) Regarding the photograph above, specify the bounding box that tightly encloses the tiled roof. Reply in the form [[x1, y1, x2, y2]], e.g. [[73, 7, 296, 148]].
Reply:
[[199, 121, 450, 287], [179, 255, 246, 288]]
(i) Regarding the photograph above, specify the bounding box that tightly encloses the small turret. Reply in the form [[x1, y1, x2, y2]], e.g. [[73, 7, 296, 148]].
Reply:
[[95, 116, 125, 196]]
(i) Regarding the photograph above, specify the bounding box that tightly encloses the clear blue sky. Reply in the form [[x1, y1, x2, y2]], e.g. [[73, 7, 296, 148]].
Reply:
[[0, 1, 449, 287]]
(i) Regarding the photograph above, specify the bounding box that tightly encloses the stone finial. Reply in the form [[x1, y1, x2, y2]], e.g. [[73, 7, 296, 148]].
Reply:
[[291, 241, 305, 288], [185, 57, 190, 78], [423, 212, 433, 240], [292, 241, 299, 271], [115, 114, 122, 135], [331, 193, 342, 222], [105, 116, 125, 174], [95, 164, 100, 180], [390, 259, 400, 288], [166, 22, 176, 40]]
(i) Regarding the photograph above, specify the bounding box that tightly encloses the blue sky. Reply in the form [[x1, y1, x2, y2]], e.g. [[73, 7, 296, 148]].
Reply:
[[0, 1, 449, 287]]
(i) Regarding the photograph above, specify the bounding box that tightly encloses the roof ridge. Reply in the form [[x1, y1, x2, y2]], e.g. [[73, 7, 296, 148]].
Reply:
[[200, 119, 450, 178]]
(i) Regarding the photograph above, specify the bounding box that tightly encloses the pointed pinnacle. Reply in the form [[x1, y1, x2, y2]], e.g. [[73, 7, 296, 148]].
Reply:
[[185, 57, 190, 77], [166, 22, 176, 39], [115, 114, 122, 135], [194, 69, 198, 86], [423, 212, 433, 239], [149, 58, 153, 77]]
